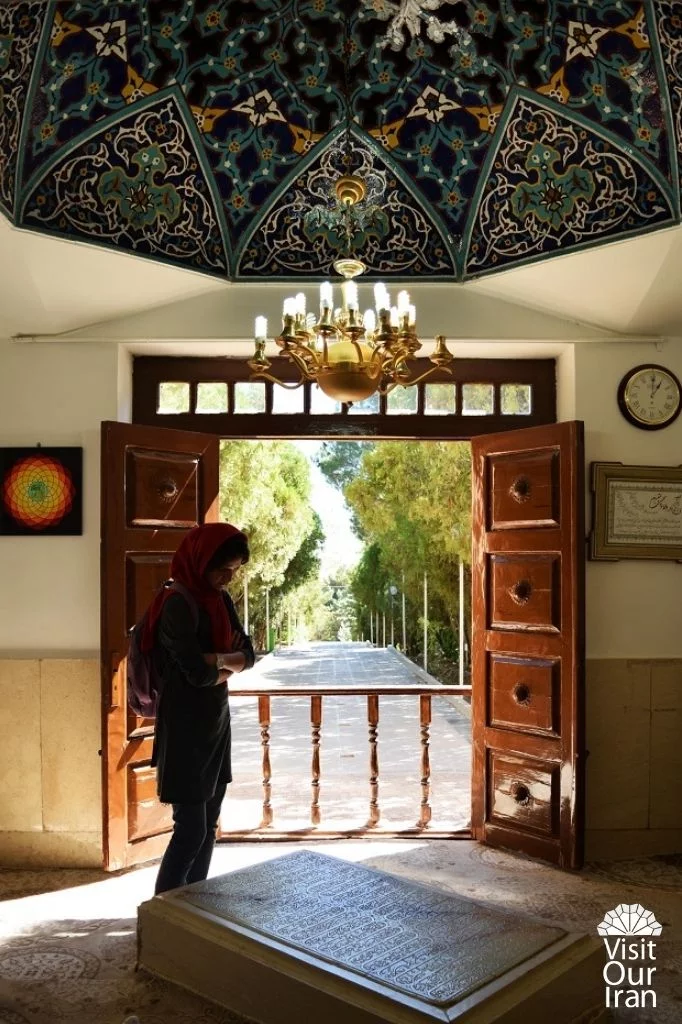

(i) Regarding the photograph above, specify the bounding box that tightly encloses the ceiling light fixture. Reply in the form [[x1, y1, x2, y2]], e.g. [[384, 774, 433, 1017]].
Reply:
[[248, 11, 453, 404]]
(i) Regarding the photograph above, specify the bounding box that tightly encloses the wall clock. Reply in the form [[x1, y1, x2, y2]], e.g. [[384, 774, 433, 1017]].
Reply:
[[617, 364, 682, 430]]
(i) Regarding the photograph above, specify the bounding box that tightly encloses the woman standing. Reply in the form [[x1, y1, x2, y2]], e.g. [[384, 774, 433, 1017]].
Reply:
[[142, 522, 255, 894]]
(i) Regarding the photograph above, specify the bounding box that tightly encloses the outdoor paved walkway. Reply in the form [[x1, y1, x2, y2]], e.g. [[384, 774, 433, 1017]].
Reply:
[[223, 642, 471, 834]]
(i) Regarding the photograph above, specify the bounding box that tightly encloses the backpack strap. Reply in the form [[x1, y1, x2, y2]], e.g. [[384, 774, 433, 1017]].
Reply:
[[166, 580, 200, 631]]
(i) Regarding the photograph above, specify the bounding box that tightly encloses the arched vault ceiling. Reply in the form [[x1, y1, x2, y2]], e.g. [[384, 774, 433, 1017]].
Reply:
[[0, 1, 681, 283]]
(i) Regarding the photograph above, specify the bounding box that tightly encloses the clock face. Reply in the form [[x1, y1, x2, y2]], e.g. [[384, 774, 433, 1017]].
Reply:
[[618, 364, 682, 430]]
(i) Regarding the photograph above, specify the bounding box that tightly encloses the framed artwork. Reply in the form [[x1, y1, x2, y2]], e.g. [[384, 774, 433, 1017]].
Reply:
[[589, 462, 682, 561], [0, 447, 83, 536]]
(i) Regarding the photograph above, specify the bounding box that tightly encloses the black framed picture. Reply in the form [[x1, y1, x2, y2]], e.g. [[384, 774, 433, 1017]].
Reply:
[[0, 447, 83, 536]]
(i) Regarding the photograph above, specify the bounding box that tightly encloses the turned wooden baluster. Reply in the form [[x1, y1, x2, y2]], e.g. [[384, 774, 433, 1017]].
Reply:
[[258, 695, 273, 827], [367, 693, 380, 827], [418, 694, 432, 829], [310, 694, 322, 826]]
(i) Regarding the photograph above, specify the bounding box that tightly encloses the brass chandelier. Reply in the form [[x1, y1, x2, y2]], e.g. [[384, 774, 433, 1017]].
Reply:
[[248, 12, 453, 405], [248, 172, 454, 404]]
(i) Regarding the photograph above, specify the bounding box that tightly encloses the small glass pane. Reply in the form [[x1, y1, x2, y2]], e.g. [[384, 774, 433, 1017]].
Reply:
[[234, 382, 266, 413], [387, 387, 418, 415], [462, 383, 494, 416], [501, 383, 532, 415], [348, 392, 380, 414], [310, 387, 342, 414], [425, 383, 455, 415], [272, 385, 305, 413], [158, 381, 189, 414], [196, 382, 227, 414]]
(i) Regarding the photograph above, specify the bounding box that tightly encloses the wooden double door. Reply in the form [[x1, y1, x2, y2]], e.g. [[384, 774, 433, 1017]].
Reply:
[[101, 420, 584, 871]]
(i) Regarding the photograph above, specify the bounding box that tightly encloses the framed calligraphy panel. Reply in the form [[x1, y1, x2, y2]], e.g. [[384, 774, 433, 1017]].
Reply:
[[590, 462, 682, 561]]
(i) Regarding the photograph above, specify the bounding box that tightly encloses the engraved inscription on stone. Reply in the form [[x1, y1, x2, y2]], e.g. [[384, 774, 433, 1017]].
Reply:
[[177, 851, 565, 1007]]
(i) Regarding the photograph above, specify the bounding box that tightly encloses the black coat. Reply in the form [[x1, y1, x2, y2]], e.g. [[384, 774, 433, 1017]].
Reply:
[[151, 590, 254, 804]]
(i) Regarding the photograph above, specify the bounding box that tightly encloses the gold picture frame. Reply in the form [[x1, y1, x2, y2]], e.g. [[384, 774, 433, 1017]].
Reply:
[[590, 462, 682, 561]]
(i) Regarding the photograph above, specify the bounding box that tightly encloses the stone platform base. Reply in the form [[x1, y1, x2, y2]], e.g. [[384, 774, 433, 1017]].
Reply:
[[137, 851, 603, 1023]]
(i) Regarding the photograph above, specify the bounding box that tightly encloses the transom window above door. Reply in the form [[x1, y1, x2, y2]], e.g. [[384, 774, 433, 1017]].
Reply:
[[134, 357, 555, 439]]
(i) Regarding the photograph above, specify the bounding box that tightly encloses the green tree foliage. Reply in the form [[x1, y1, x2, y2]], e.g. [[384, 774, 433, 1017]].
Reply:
[[273, 511, 324, 596], [218, 440, 321, 647], [322, 568, 357, 641], [314, 441, 375, 490], [345, 442, 472, 664], [267, 512, 325, 643]]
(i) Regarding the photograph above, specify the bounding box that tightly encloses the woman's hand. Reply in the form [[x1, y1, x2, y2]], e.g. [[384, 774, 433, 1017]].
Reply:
[[216, 668, 231, 686], [217, 651, 247, 674]]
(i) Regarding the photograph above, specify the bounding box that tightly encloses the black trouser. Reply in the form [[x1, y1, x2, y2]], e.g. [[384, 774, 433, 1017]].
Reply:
[[154, 783, 227, 895]]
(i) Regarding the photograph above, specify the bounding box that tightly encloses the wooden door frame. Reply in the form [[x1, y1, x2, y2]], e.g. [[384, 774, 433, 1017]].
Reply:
[[103, 356, 577, 864]]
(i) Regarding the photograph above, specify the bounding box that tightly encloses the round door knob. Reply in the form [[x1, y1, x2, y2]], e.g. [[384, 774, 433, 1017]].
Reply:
[[512, 783, 531, 805], [510, 579, 532, 604], [511, 476, 531, 502], [513, 683, 531, 705], [158, 479, 179, 501]]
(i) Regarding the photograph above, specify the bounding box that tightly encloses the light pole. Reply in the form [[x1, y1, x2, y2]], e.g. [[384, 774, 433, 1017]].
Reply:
[[265, 587, 270, 651], [389, 585, 397, 646], [423, 571, 428, 672]]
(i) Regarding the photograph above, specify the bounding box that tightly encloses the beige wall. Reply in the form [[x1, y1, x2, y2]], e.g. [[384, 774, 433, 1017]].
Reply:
[[575, 339, 682, 659], [572, 340, 682, 855], [0, 339, 130, 864], [1, 334, 681, 865], [585, 657, 682, 859], [0, 658, 101, 866], [0, 338, 131, 654]]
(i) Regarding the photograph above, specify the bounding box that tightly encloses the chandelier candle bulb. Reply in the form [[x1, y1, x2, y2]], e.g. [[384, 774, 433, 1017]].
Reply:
[[254, 316, 267, 340], [374, 283, 389, 312], [397, 290, 410, 314], [295, 292, 306, 316], [408, 304, 416, 326], [320, 281, 333, 310], [363, 309, 376, 334], [283, 297, 297, 318], [390, 306, 399, 328], [343, 280, 359, 310]]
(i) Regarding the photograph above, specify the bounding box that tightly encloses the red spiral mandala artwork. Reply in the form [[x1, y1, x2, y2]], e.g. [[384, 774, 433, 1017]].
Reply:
[[3, 455, 75, 529]]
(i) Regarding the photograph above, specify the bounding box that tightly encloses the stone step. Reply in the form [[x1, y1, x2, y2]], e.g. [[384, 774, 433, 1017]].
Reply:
[[137, 850, 603, 1023]]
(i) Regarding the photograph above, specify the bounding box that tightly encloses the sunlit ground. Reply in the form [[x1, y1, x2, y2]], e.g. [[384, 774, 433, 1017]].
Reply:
[[224, 642, 471, 835]]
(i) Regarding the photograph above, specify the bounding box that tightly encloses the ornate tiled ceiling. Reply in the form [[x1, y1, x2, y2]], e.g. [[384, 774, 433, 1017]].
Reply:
[[0, 1, 680, 282]]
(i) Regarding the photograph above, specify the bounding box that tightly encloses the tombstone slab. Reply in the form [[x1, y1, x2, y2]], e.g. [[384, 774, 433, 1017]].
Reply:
[[138, 850, 603, 1023]]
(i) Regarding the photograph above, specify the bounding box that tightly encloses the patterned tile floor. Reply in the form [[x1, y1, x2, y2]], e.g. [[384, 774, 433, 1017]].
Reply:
[[1, 841, 680, 1024]]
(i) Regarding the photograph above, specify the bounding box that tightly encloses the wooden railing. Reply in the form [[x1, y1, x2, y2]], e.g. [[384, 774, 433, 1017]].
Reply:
[[220, 684, 472, 840]]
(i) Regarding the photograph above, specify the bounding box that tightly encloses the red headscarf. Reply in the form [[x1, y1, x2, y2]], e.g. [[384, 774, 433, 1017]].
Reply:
[[142, 523, 246, 652]]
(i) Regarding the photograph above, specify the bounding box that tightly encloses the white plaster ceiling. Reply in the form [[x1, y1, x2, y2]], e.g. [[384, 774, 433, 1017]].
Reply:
[[2, 215, 682, 342], [0, 215, 225, 338]]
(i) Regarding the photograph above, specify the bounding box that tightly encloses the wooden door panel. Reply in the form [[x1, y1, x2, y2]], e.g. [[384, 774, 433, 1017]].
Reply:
[[125, 555, 174, 634], [489, 655, 560, 736], [472, 422, 584, 869], [488, 553, 561, 632], [489, 449, 560, 529], [128, 764, 173, 842], [102, 421, 220, 871], [125, 447, 201, 528], [488, 753, 560, 837]]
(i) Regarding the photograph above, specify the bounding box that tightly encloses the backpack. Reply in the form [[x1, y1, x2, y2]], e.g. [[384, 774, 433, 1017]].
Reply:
[[127, 580, 199, 719]]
